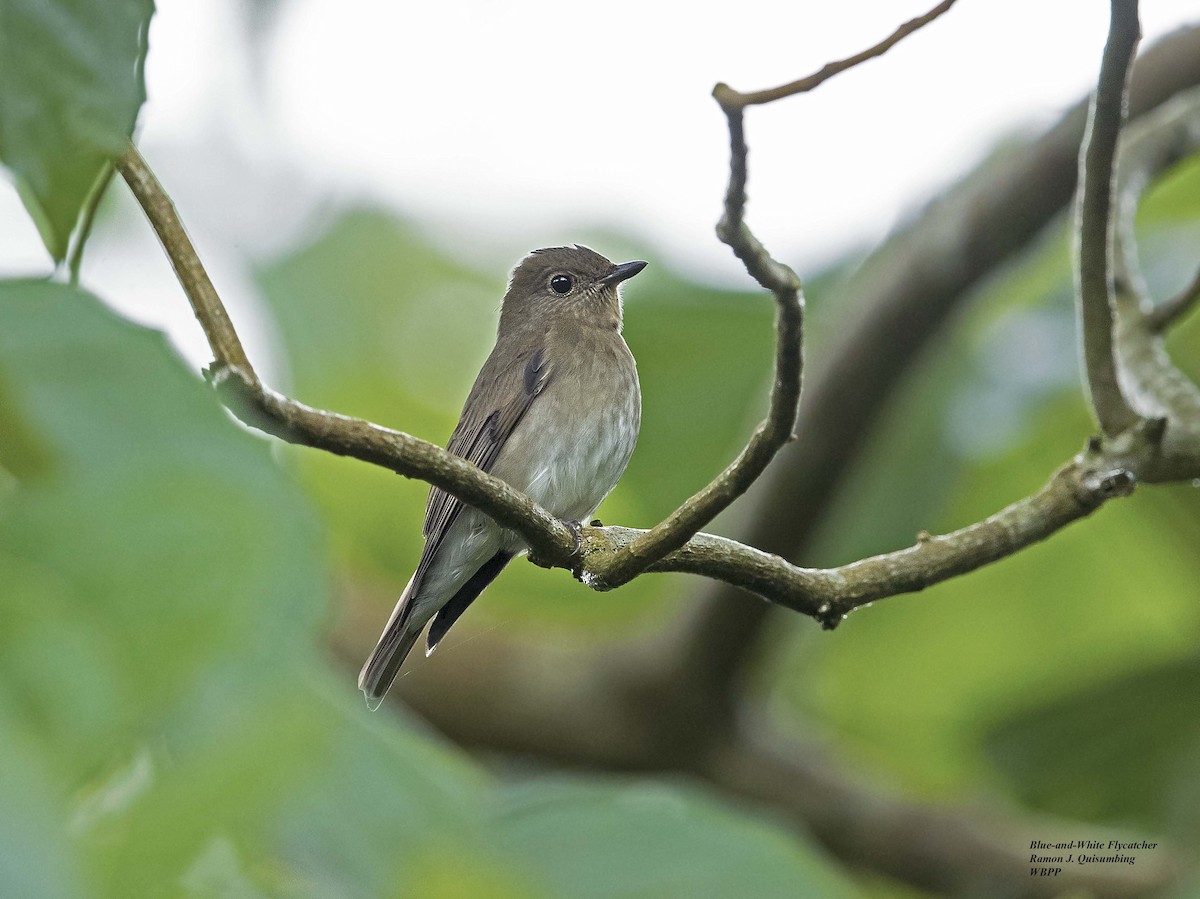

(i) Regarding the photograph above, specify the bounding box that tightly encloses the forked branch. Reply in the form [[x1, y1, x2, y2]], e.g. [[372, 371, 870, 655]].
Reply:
[[711, 0, 957, 109], [115, 0, 1199, 632]]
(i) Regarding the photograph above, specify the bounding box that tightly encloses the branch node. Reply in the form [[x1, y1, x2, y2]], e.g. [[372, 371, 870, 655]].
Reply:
[[1142, 414, 1168, 444], [816, 602, 844, 630], [712, 81, 744, 111], [577, 567, 614, 593], [1080, 467, 1136, 502], [724, 0, 958, 108]]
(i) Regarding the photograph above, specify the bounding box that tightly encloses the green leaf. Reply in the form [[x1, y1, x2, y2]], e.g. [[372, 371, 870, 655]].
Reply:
[[0, 279, 844, 896], [983, 656, 1200, 838], [0, 731, 84, 899], [0, 279, 329, 891], [491, 777, 859, 899], [0, 0, 154, 262]]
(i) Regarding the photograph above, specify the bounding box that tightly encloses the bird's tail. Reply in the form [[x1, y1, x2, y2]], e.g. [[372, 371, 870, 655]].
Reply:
[[358, 574, 424, 710]]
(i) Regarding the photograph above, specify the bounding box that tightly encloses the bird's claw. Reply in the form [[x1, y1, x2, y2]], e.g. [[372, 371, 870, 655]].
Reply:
[[564, 519, 584, 554]]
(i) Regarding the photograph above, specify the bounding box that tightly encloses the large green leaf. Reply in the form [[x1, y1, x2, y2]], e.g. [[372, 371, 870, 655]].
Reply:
[[983, 656, 1200, 838], [0, 278, 322, 890], [0, 278, 858, 896], [0, 0, 153, 262], [0, 280, 475, 894], [491, 777, 858, 899]]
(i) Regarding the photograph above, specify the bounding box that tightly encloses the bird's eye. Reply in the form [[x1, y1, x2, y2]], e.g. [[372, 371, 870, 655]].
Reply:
[[549, 274, 573, 295]]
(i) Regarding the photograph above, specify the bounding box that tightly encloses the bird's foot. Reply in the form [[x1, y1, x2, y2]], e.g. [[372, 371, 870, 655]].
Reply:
[[563, 519, 584, 553], [530, 519, 585, 571], [561, 519, 590, 580]]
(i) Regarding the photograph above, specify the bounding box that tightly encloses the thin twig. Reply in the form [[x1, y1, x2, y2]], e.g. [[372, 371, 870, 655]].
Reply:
[[1147, 265, 1200, 332], [1075, 0, 1143, 436], [115, 146, 255, 378], [590, 1, 959, 587], [712, 0, 957, 110], [1112, 85, 1200, 312], [587, 106, 804, 587], [67, 162, 117, 285]]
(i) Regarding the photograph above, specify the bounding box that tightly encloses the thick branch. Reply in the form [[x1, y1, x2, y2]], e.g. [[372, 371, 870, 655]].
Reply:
[[1075, 0, 1143, 435], [711, 0, 957, 109], [581, 454, 1134, 627], [705, 722, 1181, 899]]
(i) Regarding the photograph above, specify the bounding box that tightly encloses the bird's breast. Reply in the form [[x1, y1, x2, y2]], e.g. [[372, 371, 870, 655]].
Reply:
[[494, 337, 640, 526]]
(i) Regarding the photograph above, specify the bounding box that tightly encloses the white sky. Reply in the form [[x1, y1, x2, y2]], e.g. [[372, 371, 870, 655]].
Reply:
[[1, 0, 1197, 366]]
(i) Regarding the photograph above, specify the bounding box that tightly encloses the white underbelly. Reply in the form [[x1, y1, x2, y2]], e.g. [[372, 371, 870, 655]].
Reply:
[[495, 379, 640, 528]]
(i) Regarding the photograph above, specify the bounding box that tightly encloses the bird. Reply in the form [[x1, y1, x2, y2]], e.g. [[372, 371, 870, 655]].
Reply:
[[359, 245, 646, 708]]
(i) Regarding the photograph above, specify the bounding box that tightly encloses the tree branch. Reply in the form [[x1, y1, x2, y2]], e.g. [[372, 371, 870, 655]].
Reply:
[[591, 0, 959, 588], [1110, 81, 1200, 340], [116, 148, 254, 378], [1102, 84, 1200, 480], [115, 138, 1147, 632], [115, 144, 579, 567], [114, 7, 1198, 636], [581, 453, 1134, 627], [711, 0, 957, 109], [588, 106, 804, 587], [644, 19, 1200, 729], [1146, 265, 1200, 332], [374, 618, 1180, 899], [704, 720, 1182, 899], [1075, 0, 1143, 436]]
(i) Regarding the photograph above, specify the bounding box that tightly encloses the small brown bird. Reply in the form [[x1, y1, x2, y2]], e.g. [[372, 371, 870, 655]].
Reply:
[[359, 246, 645, 708]]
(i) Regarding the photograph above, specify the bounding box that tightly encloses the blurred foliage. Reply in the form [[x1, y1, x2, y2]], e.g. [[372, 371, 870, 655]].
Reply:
[[985, 655, 1200, 837], [2, 162, 1197, 899], [0, 0, 153, 262], [0, 280, 857, 896], [5, 1, 1200, 893], [769, 152, 1200, 858]]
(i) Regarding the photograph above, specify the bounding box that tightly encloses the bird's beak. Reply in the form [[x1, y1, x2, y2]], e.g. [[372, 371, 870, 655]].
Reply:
[[600, 260, 648, 286]]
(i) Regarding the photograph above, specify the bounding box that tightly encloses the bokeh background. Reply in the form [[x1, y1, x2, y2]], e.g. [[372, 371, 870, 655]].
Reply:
[[3, 1, 1200, 897]]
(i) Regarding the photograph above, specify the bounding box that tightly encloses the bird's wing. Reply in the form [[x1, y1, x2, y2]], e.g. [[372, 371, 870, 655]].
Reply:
[[412, 345, 552, 591], [359, 343, 552, 706]]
